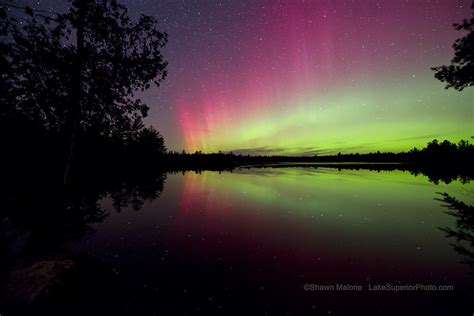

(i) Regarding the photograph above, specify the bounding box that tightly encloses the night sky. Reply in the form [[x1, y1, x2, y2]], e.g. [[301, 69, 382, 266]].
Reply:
[[17, 0, 474, 155]]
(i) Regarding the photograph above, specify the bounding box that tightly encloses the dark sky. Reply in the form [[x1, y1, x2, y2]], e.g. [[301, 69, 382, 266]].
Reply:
[[12, 0, 474, 154]]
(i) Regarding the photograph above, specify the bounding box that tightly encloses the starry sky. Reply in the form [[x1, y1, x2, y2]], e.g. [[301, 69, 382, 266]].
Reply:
[[18, 0, 474, 155]]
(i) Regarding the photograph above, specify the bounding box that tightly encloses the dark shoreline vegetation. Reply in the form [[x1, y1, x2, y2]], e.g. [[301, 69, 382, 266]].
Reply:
[[2, 115, 473, 186], [2, 117, 474, 186]]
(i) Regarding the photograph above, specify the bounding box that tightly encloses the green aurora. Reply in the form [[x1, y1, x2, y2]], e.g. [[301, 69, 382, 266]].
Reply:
[[205, 71, 473, 155]]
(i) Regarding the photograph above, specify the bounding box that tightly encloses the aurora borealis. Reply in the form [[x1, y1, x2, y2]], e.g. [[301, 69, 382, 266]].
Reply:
[[26, 0, 474, 155]]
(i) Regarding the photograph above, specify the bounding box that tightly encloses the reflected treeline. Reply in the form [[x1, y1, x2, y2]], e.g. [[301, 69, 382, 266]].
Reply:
[[1, 168, 166, 254], [409, 167, 473, 185], [437, 192, 474, 276], [0, 168, 166, 314], [238, 163, 473, 185]]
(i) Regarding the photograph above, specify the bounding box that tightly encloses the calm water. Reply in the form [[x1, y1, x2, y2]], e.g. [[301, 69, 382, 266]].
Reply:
[[3, 167, 474, 315], [64, 167, 473, 314]]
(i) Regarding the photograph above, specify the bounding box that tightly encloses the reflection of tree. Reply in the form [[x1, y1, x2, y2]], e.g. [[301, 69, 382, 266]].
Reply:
[[413, 169, 473, 185], [242, 163, 473, 185], [1, 171, 167, 254], [109, 173, 166, 212], [437, 192, 474, 274], [0, 171, 167, 310]]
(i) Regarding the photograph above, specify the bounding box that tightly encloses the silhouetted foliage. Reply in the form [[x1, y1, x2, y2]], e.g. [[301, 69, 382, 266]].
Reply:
[[432, 3, 474, 90], [125, 126, 166, 167], [1, 0, 167, 135], [0, 0, 168, 183], [437, 192, 474, 275]]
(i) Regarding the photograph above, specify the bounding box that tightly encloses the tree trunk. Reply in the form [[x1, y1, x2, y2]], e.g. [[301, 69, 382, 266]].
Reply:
[[64, 0, 85, 185]]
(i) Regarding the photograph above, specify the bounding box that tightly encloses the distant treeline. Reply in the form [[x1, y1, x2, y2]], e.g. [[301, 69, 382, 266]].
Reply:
[[163, 139, 474, 169]]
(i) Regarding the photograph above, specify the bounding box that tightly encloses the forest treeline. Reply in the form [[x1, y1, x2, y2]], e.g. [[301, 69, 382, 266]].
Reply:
[[164, 138, 474, 167]]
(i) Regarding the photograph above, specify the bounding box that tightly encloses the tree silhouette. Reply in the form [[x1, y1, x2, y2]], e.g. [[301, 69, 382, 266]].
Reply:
[[0, 4, 72, 131], [0, 1, 168, 183], [431, 3, 474, 91]]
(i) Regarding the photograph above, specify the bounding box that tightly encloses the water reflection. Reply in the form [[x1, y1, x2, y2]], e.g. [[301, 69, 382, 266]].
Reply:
[[0, 171, 167, 315], [240, 163, 474, 185], [437, 192, 474, 276], [1, 166, 474, 315]]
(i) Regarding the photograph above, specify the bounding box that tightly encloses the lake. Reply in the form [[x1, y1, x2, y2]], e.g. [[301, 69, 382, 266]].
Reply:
[[2, 166, 474, 315]]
